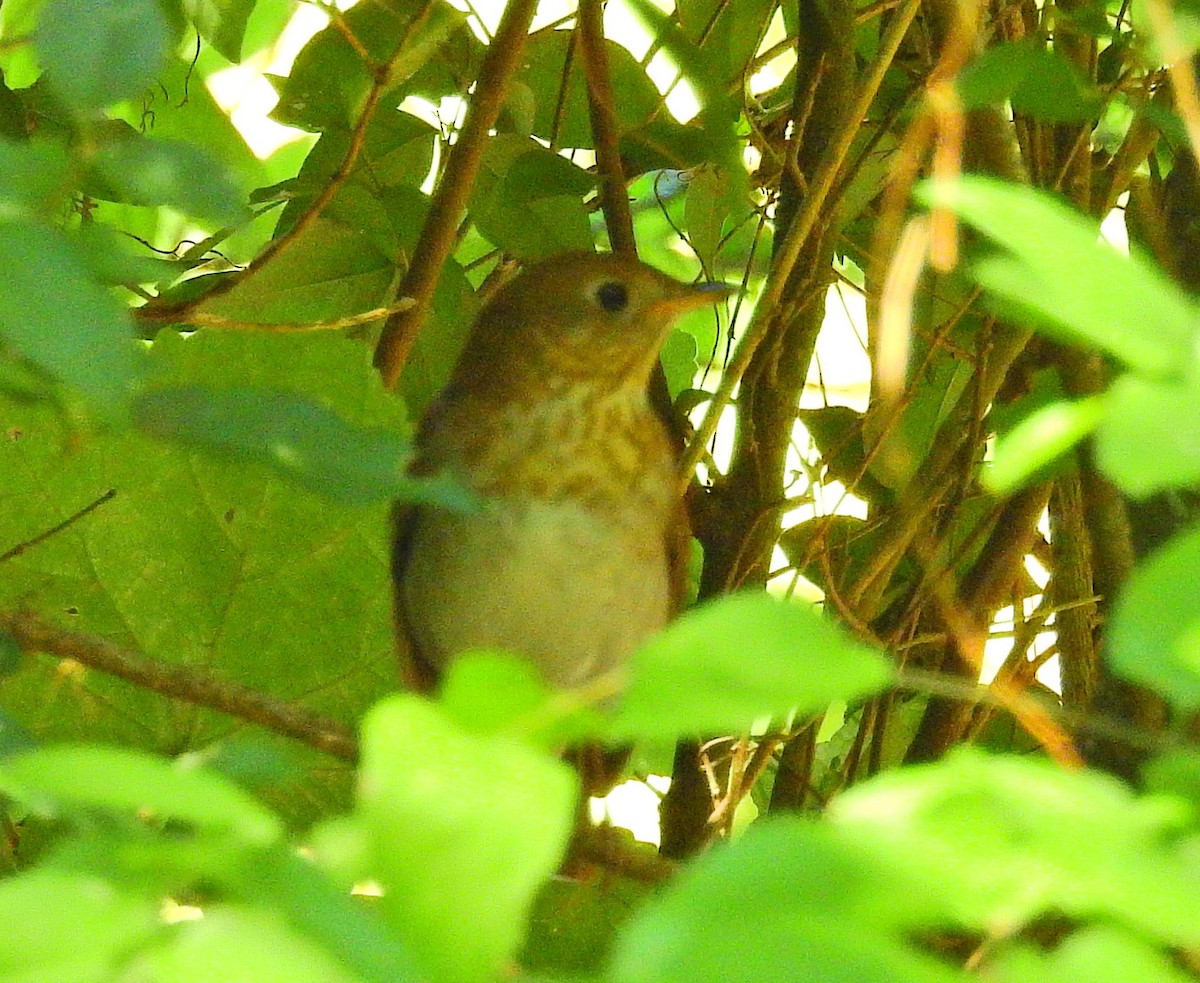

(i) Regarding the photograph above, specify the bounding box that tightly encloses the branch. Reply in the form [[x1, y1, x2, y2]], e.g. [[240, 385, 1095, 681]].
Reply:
[[680, 0, 924, 482], [0, 610, 358, 762], [578, 0, 637, 256], [374, 0, 541, 389], [137, 300, 415, 333]]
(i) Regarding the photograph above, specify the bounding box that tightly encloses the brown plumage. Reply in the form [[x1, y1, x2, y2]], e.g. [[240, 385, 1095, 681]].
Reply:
[[391, 252, 727, 749]]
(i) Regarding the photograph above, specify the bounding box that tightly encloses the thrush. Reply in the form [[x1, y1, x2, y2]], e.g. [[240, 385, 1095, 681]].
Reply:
[[391, 251, 727, 752]]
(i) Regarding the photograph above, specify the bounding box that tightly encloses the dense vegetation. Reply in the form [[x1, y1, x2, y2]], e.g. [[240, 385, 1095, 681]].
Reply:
[[2, 0, 1200, 979]]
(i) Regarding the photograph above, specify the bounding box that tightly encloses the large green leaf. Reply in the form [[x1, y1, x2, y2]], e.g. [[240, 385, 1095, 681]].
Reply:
[[133, 386, 470, 509], [0, 137, 71, 213], [917, 176, 1199, 378], [610, 820, 961, 983], [1108, 523, 1200, 709], [610, 593, 893, 740], [0, 331, 403, 824], [356, 695, 576, 983], [273, 0, 463, 131], [86, 131, 248, 226], [959, 40, 1103, 122], [984, 396, 1104, 495], [0, 743, 282, 844], [127, 905, 370, 983], [1095, 375, 1200, 497], [0, 869, 162, 981], [989, 925, 1200, 983], [37, 0, 177, 113], [831, 749, 1200, 943], [515, 30, 662, 148], [193, 218, 396, 324], [0, 220, 142, 415], [470, 135, 594, 258], [182, 0, 257, 63]]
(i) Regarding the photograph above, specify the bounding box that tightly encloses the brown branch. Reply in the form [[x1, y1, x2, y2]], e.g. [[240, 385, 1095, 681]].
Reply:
[[0, 610, 358, 762], [1050, 471, 1098, 709], [578, 0, 637, 256], [374, 0, 541, 390]]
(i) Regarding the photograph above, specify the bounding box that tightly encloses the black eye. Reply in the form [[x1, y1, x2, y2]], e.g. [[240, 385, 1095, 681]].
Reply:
[[595, 281, 629, 313]]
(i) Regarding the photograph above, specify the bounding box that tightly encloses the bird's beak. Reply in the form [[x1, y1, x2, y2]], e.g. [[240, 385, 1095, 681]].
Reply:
[[651, 280, 735, 319]]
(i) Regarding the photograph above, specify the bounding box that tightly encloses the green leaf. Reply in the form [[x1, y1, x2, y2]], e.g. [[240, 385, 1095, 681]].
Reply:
[[684, 164, 733, 269], [400, 252, 479, 417], [86, 133, 248, 226], [917, 176, 1199, 378], [0, 869, 161, 979], [622, 0, 744, 180], [0, 630, 20, 675], [611, 820, 959, 983], [132, 385, 472, 509], [182, 0, 257, 63], [1143, 748, 1200, 814], [192, 217, 396, 324], [620, 118, 716, 176], [436, 651, 606, 748], [1108, 523, 1200, 709], [37, 0, 176, 112], [990, 926, 1196, 983], [127, 904, 373, 983], [0, 743, 283, 844], [278, 111, 437, 231], [958, 40, 1102, 123], [1095, 376, 1200, 497], [660, 328, 698, 399], [516, 31, 662, 148], [0, 0, 48, 90], [831, 749, 1200, 942], [237, 848, 423, 983], [0, 330, 402, 826], [676, 0, 779, 90], [610, 593, 893, 740], [73, 222, 186, 286], [471, 136, 595, 259], [357, 695, 576, 983], [0, 137, 70, 214], [0, 220, 141, 414], [983, 396, 1104, 494], [273, 0, 463, 131]]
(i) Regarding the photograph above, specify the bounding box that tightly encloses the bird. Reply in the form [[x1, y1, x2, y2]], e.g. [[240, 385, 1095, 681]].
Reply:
[[391, 251, 729, 734]]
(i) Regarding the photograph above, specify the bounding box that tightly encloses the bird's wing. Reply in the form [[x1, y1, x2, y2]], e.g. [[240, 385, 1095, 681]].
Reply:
[[390, 501, 440, 694]]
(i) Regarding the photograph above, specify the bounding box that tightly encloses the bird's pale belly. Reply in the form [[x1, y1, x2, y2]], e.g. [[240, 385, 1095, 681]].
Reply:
[[402, 497, 670, 689]]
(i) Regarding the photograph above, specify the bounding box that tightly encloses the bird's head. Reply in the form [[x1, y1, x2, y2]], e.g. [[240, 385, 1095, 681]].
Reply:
[[449, 252, 731, 400]]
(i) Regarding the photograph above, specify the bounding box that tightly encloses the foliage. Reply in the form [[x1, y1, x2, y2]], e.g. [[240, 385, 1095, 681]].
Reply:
[[1, 0, 1200, 981]]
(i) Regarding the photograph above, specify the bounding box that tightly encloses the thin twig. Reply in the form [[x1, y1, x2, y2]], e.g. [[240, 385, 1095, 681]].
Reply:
[[0, 610, 358, 762], [138, 300, 415, 333], [0, 491, 117, 565]]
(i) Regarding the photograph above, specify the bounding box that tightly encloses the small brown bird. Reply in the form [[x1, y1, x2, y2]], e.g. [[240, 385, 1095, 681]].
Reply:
[[392, 251, 727, 712]]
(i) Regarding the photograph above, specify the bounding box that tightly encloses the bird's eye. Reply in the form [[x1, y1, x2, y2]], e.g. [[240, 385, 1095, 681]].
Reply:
[[594, 281, 629, 313]]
